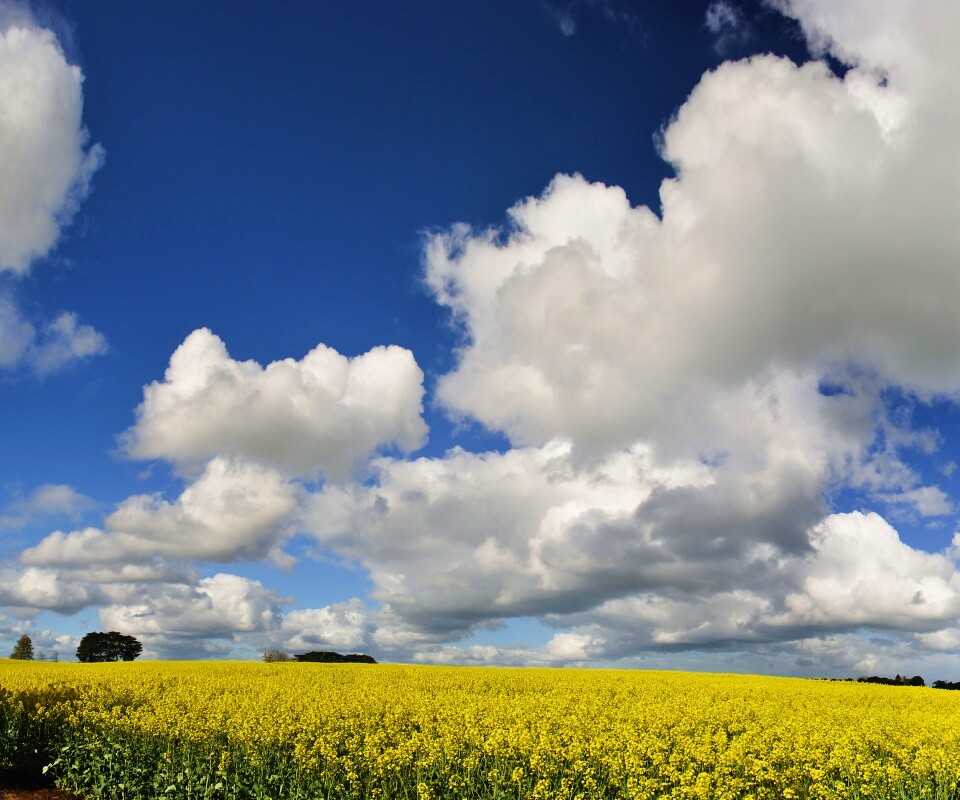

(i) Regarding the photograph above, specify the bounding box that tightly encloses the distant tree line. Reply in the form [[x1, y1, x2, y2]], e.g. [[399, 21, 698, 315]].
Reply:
[[857, 674, 926, 687], [820, 674, 960, 689], [262, 649, 377, 664], [295, 650, 377, 663], [827, 674, 960, 690], [932, 680, 960, 690]]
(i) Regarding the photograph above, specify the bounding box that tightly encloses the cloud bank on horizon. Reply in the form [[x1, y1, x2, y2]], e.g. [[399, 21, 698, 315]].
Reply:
[[4, 0, 960, 673]]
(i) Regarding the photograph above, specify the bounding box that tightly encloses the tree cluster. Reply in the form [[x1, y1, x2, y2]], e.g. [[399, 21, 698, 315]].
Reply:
[[76, 631, 142, 662], [932, 680, 960, 690]]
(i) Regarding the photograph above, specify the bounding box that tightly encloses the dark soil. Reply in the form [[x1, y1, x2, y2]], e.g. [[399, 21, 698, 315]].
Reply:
[[0, 767, 82, 800]]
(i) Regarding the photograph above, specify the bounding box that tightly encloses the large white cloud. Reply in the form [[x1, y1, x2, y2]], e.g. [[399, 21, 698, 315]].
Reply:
[[0, 20, 103, 273], [426, 5, 960, 455], [121, 329, 427, 479], [305, 419, 960, 656]]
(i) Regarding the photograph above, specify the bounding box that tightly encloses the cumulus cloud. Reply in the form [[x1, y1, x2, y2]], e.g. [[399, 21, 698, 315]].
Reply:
[[777, 512, 960, 630], [22, 457, 300, 567], [0, 16, 104, 273], [120, 329, 427, 480], [427, 6, 960, 453], [303, 375, 838, 643]]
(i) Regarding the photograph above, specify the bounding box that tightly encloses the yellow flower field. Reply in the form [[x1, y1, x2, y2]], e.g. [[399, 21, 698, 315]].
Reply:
[[1, 659, 959, 800]]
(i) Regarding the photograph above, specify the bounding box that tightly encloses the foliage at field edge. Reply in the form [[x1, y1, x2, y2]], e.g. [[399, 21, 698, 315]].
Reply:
[[1, 659, 960, 800]]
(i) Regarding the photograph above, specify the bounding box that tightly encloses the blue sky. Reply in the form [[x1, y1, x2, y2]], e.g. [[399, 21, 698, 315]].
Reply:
[[2, 0, 960, 676]]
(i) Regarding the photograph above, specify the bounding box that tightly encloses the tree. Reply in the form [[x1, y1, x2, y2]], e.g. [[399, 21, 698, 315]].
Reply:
[[10, 635, 34, 660], [76, 631, 142, 663], [262, 650, 291, 663]]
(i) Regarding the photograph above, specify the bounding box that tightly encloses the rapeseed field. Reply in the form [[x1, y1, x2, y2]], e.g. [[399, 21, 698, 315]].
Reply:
[[1, 659, 958, 800]]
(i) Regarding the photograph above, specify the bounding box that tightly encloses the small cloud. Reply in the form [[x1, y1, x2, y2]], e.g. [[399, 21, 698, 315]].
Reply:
[[878, 485, 954, 518], [942, 461, 957, 477], [29, 311, 108, 376], [0, 296, 107, 377], [542, 0, 640, 38], [0, 484, 95, 529], [542, 1, 579, 37], [705, 0, 751, 54], [558, 12, 577, 37]]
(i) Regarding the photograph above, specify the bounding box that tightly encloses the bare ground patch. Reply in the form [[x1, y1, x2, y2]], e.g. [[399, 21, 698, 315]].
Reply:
[[0, 767, 83, 800]]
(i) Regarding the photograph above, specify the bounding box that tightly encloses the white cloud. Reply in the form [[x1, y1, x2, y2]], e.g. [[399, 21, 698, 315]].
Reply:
[[531, 511, 960, 662], [777, 512, 960, 629], [22, 457, 300, 566], [0, 19, 104, 273], [120, 329, 427, 480], [331, 0, 960, 669], [426, 11, 960, 454], [303, 382, 844, 645], [271, 599, 370, 653]]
